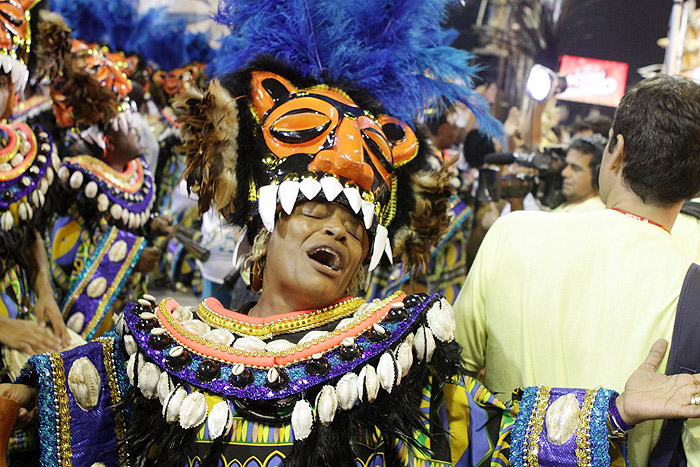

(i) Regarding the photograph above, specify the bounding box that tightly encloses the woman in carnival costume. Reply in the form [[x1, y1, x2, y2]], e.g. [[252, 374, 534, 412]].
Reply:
[[0, 0, 71, 381], [3, 1, 700, 466], [47, 39, 168, 341]]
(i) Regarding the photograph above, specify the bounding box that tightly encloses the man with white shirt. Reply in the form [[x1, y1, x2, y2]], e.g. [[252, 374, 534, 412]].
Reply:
[[455, 75, 700, 466]]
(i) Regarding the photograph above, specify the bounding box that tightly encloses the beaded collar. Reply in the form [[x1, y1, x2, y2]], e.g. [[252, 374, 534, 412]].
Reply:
[[57, 155, 155, 230], [122, 290, 457, 436], [197, 296, 365, 339], [12, 95, 53, 123], [0, 123, 58, 231]]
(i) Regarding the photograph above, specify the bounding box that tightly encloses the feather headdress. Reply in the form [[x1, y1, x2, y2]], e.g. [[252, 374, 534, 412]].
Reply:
[[49, 0, 214, 71], [178, 0, 500, 276], [211, 0, 498, 134]]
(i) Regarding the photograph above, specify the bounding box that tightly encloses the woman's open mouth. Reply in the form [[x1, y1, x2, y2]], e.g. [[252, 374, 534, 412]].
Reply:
[[307, 246, 343, 272]]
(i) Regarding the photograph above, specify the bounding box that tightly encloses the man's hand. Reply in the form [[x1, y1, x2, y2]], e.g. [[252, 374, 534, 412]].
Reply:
[[33, 294, 70, 348], [148, 215, 174, 237], [618, 338, 700, 426], [135, 246, 161, 273], [0, 383, 37, 428], [0, 316, 61, 354]]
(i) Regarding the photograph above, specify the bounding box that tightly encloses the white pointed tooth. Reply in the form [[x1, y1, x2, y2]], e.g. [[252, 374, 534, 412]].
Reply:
[[69, 170, 83, 190], [377, 352, 398, 392], [96, 193, 108, 212], [95, 135, 106, 150], [118, 113, 129, 134], [258, 183, 279, 232], [384, 236, 393, 265], [66, 312, 85, 333], [157, 372, 173, 405], [31, 190, 40, 207], [369, 224, 389, 271], [396, 341, 413, 378], [343, 187, 362, 213], [320, 177, 343, 202], [427, 300, 455, 343], [207, 400, 233, 439], [1, 211, 12, 231], [299, 177, 321, 200], [361, 200, 375, 229], [2, 56, 11, 73], [84, 181, 98, 199], [179, 391, 208, 429], [278, 180, 300, 215], [138, 362, 160, 399], [357, 365, 379, 403], [11, 63, 20, 86], [123, 335, 138, 356], [38, 189, 45, 207], [110, 203, 123, 220], [414, 326, 436, 362], [335, 372, 359, 410], [163, 385, 187, 423], [315, 385, 339, 426], [291, 399, 314, 440], [46, 167, 54, 184], [128, 212, 137, 229], [111, 117, 119, 132]]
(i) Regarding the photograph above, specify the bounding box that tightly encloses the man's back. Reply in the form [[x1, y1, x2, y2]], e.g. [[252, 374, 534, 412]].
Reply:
[[455, 208, 692, 465]]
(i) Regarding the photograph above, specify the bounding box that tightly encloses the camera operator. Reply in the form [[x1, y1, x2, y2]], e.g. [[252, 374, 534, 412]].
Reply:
[[551, 135, 606, 213]]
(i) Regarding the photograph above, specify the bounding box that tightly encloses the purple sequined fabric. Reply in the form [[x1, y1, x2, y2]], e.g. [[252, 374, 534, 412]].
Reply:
[[125, 294, 436, 400]]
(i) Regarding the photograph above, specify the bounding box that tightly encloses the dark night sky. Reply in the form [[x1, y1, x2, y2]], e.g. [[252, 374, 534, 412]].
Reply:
[[451, 0, 675, 87]]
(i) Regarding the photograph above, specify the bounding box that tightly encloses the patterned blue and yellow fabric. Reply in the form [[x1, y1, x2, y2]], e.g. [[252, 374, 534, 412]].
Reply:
[[50, 216, 145, 339]]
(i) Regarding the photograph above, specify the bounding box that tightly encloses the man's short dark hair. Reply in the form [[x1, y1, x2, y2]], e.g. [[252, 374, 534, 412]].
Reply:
[[569, 136, 605, 188], [611, 75, 700, 206]]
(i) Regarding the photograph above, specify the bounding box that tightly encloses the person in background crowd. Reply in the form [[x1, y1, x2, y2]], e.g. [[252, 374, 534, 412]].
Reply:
[[571, 113, 612, 140], [551, 135, 606, 213], [455, 74, 700, 466]]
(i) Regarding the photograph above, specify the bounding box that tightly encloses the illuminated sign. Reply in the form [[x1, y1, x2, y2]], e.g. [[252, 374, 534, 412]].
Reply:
[[557, 55, 629, 107]]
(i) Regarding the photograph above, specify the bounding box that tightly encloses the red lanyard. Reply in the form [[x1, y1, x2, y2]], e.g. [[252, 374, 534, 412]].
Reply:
[[612, 208, 671, 234]]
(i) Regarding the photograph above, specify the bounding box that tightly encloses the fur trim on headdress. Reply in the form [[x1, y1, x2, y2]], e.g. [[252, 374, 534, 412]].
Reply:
[[175, 80, 239, 218], [392, 165, 454, 273], [32, 11, 72, 84], [60, 56, 120, 127]]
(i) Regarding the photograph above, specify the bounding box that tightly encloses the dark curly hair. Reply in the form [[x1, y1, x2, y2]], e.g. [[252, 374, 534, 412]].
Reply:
[[610, 75, 700, 206]]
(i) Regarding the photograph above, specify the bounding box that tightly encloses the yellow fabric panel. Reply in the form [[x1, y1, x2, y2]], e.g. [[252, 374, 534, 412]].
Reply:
[[454, 208, 692, 466]]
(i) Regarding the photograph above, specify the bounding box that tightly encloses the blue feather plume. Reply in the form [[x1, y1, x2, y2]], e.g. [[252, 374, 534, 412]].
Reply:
[[211, 0, 501, 135], [50, 0, 215, 70]]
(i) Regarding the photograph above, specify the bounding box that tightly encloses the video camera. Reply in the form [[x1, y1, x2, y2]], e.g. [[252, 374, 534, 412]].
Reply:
[[477, 146, 567, 208]]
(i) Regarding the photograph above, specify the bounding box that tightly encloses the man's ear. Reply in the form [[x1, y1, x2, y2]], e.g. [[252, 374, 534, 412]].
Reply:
[[250, 71, 297, 121], [608, 133, 625, 173]]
